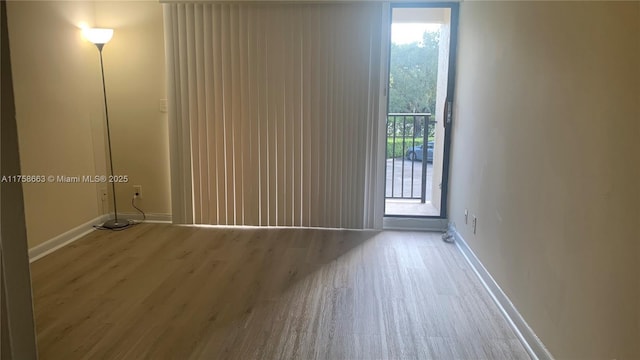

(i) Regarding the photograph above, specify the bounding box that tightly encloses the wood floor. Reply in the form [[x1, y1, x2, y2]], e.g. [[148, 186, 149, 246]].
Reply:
[[30, 224, 530, 360]]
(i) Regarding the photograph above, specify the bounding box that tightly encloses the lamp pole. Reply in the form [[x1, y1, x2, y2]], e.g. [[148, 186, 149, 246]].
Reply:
[[85, 28, 130, 230], [97, 44, 125, 228]]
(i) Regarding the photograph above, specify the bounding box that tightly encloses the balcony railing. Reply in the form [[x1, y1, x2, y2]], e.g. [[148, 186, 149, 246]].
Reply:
[[386, 113, 435, 203]]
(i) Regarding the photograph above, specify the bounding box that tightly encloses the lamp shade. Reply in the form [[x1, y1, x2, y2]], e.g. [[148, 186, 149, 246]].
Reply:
[[83, 28, 114, 44]]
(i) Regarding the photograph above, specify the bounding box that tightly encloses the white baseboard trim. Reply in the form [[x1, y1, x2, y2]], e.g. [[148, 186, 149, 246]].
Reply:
[[119, 212, 172, 223], [29, 212, 173, 262], [383, 217, 448, 231], [448, 224, 554, 360], [29, 214, 110, 263]]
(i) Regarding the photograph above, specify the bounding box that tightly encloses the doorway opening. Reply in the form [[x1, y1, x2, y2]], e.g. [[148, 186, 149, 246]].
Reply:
[[384, 5, 455, 219]]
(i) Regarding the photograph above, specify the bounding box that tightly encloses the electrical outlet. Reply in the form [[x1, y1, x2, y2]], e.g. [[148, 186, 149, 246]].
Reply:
[[472, 216, 477, 234], [464, 209, 468, 224], [133, 185, 142, 199]]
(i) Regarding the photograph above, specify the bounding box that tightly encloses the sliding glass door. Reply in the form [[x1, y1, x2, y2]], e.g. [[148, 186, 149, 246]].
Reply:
[[383, 3, 458, 221]]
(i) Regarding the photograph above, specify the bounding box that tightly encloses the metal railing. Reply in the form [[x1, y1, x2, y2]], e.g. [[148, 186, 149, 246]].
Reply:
[[385, 113, 435, 203]]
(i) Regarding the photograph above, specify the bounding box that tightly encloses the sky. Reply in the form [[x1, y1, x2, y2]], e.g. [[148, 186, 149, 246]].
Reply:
[[391, 23, 441, 45]]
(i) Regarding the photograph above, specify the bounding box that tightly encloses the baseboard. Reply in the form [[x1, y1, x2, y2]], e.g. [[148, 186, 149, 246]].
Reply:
[[29, 214, 110, 263], [119, 212, 172, 223], [448, 224, 554, 360], [383, 217, 448, 231], [29, 212, 173, 262]]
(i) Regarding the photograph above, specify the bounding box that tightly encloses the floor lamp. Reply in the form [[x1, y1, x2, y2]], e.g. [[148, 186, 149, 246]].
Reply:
[[84, 28, 131, 230]]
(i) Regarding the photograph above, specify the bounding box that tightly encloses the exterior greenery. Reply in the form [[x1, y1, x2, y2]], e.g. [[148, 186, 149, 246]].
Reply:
[[386, 30, 439, 159], [387, 137, 424, 159], [386, 115, 435, 158], [388, 31, 439, 114]]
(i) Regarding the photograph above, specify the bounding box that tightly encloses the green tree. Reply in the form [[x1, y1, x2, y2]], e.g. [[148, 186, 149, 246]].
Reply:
[[388, 31, 440, 115]]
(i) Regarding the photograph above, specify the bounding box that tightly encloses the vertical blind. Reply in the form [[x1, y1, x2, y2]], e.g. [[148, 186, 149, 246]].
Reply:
[[164, 2, 386, 229]]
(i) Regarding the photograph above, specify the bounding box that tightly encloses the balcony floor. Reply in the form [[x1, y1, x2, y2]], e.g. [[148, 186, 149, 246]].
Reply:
[[385, 158, 439, 217], [385, 199, 440, 217]]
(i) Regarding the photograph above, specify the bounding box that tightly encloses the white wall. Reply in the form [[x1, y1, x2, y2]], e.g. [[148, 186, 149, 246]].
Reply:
[[7, 0, 170, 247], [431, 12, 450, 209], [8, 1, 105, 247], [450, 2, 640, 359], [94, 1, 170, 220]]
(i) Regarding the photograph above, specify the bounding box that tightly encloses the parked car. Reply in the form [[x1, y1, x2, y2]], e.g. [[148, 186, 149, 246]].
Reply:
[[406, 142, 434, 162]]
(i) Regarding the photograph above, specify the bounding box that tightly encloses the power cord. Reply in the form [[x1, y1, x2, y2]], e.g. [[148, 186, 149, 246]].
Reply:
[[131, 195, 146, 223]]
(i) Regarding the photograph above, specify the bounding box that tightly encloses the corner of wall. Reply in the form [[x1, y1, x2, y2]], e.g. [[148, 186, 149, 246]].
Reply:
[[7, 0, 105, 248], [7, 1, 171, 249]]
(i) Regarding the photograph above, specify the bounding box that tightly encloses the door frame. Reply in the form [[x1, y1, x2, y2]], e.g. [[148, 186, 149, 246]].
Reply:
[[1, 0, 39, 357], [382, 2, 459, 223]]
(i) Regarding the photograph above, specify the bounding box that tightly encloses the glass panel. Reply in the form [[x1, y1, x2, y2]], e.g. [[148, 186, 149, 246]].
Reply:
[[384, 7, 451, 218]]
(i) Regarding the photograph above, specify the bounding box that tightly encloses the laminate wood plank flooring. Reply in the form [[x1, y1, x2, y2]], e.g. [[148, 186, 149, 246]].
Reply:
[[30, 224, 530, 360]]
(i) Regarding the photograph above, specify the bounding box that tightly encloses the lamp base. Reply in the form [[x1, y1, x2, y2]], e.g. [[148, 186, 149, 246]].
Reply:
[[101, 218, 131, 230]]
